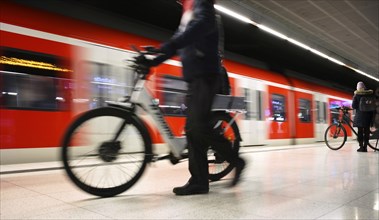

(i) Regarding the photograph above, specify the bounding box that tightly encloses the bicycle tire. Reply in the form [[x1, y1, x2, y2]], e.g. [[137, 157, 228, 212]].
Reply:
[[208, 112, 241, 181], [324, 124, 347, 150], [62, 107, 152, 197], [368, 136, 379, 151]]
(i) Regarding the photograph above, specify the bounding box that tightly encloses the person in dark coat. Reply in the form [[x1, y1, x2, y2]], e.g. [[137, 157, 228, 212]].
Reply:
[[142, 0, 245, 195], [352, 82, 374, 152]]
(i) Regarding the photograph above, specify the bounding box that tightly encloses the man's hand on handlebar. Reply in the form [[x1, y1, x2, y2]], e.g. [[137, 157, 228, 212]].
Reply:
[[336, 106, 353, 112], [131, 56, 152, 76], [129, 45, 165, 76], [141, 46, 162, 54]]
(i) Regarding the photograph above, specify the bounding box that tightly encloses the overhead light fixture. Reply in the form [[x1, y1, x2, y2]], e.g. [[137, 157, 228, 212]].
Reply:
[[214, 5, 256, 25], [256, 24, 287, 40], [287, 38, 311, 51], [214, 4, 379, 82]]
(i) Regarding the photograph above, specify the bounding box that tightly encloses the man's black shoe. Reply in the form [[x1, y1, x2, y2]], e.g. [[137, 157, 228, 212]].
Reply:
[[231, 158, 245, 187], [173, 182, 209, 196], [357, 147, 367, 152]]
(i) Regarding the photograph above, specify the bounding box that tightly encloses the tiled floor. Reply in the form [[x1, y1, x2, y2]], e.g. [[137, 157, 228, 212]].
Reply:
[[1, 142, 378, 219]]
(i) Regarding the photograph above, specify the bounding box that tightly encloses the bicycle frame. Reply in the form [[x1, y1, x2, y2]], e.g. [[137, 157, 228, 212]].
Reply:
[[338, 112, 358, 137], [107, 73, 245, 159], [339, 109, 378, 143], [336, 108, 376, 138], [105, 46, 245, 159], [108, 76, 187, 158]]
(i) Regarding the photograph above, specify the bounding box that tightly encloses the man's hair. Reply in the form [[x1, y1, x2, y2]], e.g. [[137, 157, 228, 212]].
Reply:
[[357, 81, 366, 90]]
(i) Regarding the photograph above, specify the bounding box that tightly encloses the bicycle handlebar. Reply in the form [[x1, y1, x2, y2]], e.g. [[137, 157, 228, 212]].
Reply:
[[131, 45, 160, 56], [141, 45, 162, 54], [128, 45, 160, 77], [334, 106, 353, 112]]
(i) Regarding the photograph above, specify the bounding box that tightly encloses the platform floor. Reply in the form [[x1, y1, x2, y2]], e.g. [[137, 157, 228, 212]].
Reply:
[[1, 142, 378, 219]]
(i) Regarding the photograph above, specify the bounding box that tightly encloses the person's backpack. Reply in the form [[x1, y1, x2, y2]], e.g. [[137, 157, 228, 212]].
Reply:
[[359, 96, 376, 112], [217, 66, 230, 95]]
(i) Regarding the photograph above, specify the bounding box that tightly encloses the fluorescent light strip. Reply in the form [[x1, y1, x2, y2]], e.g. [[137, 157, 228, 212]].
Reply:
[[214, 5, 257, 25], [309, 48, 330, 59], [351, 68, 378, 81], [256, 24, 287, 40], [327, 56, 345, 66], [214, 4, 379, 82], [287, 38, 311, 51]]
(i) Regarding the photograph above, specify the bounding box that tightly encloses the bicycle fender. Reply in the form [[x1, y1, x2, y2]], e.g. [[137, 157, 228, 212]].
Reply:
[[212, 111, 243, 142]]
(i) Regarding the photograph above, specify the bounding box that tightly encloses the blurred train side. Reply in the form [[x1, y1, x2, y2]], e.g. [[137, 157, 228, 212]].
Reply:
[[0, 2, 353, 165]]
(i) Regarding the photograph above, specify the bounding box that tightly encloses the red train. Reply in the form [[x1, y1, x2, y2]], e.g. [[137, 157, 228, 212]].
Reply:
[[0, 1, 353, 164]]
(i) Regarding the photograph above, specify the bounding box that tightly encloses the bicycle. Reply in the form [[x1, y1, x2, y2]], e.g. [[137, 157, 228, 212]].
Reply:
[[61, 46, 246, 197], [324, 106, 378, 151]]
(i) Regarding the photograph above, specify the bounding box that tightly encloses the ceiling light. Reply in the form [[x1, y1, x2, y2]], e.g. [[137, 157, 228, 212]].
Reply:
[[287, 38, 311, 51], [214, 5, 256, 25], [256, 24, 287, 40]]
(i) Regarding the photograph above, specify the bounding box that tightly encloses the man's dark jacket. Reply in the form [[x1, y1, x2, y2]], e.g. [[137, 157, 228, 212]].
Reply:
[[151, 0, 220, 82]]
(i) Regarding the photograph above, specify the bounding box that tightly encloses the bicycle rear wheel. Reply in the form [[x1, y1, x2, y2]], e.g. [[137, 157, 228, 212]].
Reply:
[[368, 129, 379, 151], [208, 112, 241, 181], [368, 139, 379, 151], [61, 107, 152, 197], [324, 124, 347, 150]]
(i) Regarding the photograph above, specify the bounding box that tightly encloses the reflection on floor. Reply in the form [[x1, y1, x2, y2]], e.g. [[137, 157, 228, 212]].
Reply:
[[1, 142, 378, 219]]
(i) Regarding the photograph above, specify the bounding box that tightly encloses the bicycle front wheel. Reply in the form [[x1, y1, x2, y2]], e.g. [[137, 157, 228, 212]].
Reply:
[[61, 107, 152, 197], [324, 124, 347, 150]]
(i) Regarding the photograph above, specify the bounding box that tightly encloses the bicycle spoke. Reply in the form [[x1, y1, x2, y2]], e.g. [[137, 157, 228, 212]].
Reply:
[[112, 119, 129, 142]]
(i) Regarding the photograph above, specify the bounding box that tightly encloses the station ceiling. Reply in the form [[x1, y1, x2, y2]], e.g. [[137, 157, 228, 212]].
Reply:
[[12, 0, 379, 93]]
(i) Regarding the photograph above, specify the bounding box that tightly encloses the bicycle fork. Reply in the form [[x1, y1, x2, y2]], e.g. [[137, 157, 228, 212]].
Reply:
[[333, 124, 343, 138]]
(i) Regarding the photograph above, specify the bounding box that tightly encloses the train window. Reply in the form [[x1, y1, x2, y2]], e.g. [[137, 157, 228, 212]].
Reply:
[[330, 105, 340, 124], [243, 88, 252, 120], [1, 72, 70, 111], [323, 102, 327, 123], [329, 100, 352, 124], [316, 101, 327, 123], [0, 47, 71, 76], [85, 62, 132, 108], [270, 94, 286, 122], [243, 89, 263, 121], [159, 76, 187, 116], [256, 90, 263, 121], [316, 101, 321, 122], [298, 98, 312, 122], [0, 47, 71, 111]]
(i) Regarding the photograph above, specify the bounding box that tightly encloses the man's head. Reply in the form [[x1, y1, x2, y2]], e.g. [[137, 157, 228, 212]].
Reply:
[[357, 81, 366, 91]]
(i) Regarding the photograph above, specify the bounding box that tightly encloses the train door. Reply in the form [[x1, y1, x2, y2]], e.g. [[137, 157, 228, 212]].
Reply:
[[314, 93, 328, 141], [294, 91, 314, 143], [238, 78, 266, 146], [267, 85, 292, 145]]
